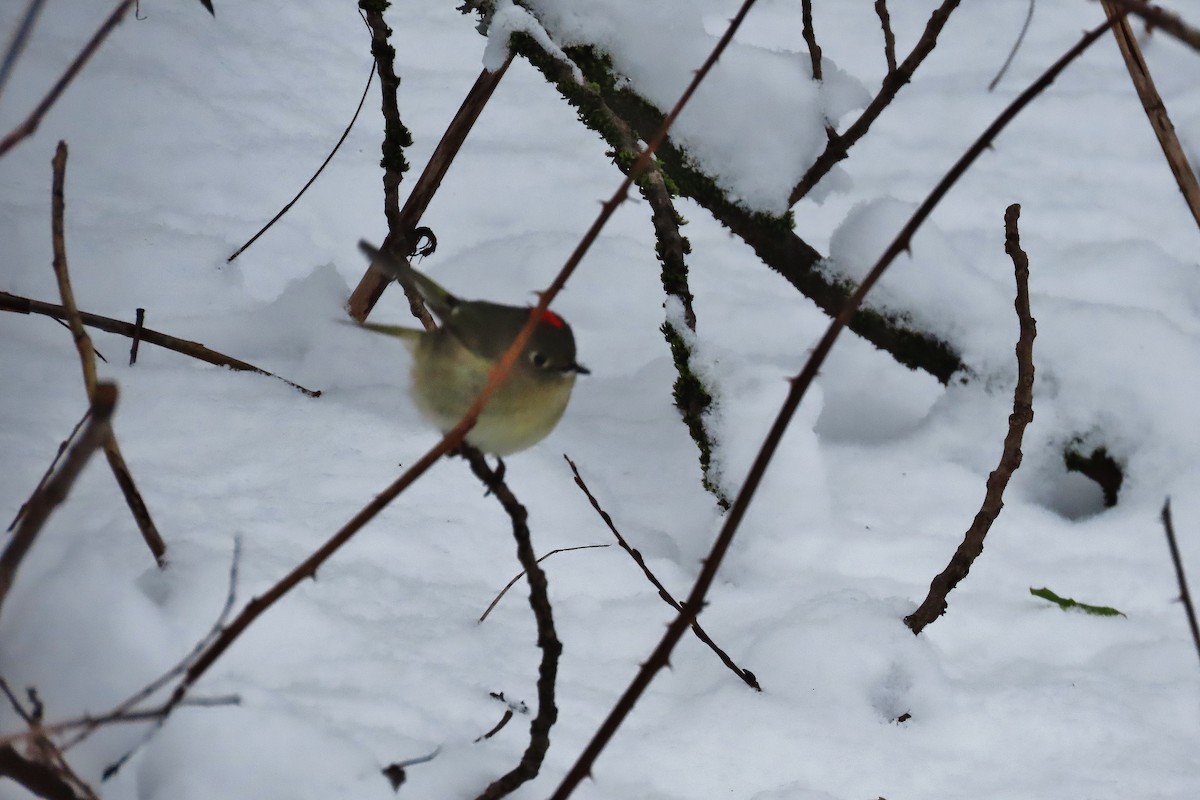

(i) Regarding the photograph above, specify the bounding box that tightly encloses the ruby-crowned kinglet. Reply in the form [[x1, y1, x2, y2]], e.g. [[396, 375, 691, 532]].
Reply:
[[356, 240, 588, 456]]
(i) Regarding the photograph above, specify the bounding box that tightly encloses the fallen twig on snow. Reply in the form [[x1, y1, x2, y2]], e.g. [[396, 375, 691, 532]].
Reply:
[[1160, 500, 1200, 668], [904, 203, 1036, 635], [0, 291, 321, 397]]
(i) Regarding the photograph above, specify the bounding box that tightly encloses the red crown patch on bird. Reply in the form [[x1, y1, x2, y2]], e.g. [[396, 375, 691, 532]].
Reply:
[[536, 309, 565, 329]]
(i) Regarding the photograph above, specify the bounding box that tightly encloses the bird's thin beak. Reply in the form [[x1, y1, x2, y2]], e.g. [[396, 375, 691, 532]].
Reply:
[[571, 363, 590, 375]]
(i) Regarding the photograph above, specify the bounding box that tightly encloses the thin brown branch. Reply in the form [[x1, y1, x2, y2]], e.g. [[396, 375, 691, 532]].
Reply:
[[875, 0, 898, 74], [551, 20, 1115, 798], [0, 291, 322, 397], [460, 448, 559, 800], [227, 56, 376, 262], [1100, 0, 1200, 51], [479, 544, 609, 624], [565, 456, 759, 690], [50, 144, 97, 398], [801, 0, 822, 81], [7, 407, 90, 532], [1161, 500, 1200, 668], [0, 385, 116, 618], [987, 0, 1035, 91], [1101, 0, 1200, 231], [788, 0, 962, 205], [0, 0, 136, 159], [50, 142, 167, 567], [0, 0, 48, 105], [905, 204, 1036, 634], [347, 57, 513, 321]]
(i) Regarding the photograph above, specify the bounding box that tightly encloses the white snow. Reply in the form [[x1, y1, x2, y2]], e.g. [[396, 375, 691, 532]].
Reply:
[[1, 1, 1198, 799]]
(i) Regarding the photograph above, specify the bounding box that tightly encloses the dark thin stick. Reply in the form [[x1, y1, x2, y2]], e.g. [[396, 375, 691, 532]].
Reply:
[[788, 0, 962, 205], [0, 0, 136, 159], [0, 385, 116, 618], [46, 317, 108, 362], [475, 709, 514, 743], [905, 204, 1036, 634], [1, 291, 321, 397], [875, 0, 898, 74], [988, 0, 1035, 91], [551, 20, 1116, 797], [0, 0, 48, 103], [801, 0, 822, 81], [50, 142, 167, 567], [347, 57, 513, 321], [460, 447, 560, 799], [1100, 0, 1200, 231], [565, 456, 759, 690], [7, 406, 90, 532], [227, 57, 376, 262], [129, 307, 144, 365], [478, 544, 609, 623], [1100, 0, 1200, 52], [1161, 501, 1200, 668]]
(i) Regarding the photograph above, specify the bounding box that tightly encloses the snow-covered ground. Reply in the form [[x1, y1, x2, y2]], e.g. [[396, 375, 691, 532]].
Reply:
[[1, 1, 1198, 798]]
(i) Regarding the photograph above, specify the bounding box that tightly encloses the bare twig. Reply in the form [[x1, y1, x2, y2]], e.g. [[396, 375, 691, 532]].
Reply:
[[51, 142, 167, 567], [1, 291, 321, 397], [479, 544, 609, 623], [7, 407, 90, 532], [0, 0, 136, 159], [874, 0, 898, 74], [988, 0, 1035, 91], [475, 709, 515, 743], [0, 0, 48, 104], [905, 204, 1036, 634], [801, 0, 822, 81], [347, 57, 513, 321], [1099, 0, 1200, 51], [129, 308, 145, 365], [0, 385, 116, 617], [1100, 0, 1200, 231], [551, 20, 1116, 797], [360, 2, 410, 232], [227, 56, 377, 262], [565, 456, 759, 690], [1160, 500, 1200, 668], [788, 0, 962, 205], [459, 448, 560, 799]]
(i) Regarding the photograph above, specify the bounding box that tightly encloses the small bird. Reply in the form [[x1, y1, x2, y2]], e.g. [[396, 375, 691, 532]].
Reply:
[[356, 240, 588, 456]]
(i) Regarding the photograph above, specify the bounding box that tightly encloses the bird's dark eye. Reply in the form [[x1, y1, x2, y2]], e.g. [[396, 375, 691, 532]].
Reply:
[[530, 351, 548, 368]]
